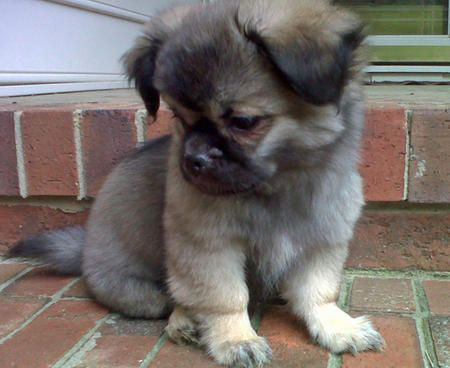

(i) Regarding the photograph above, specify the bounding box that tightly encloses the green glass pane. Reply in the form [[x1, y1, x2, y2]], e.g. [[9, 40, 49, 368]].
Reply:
[[336, 1, 449, 35], [371, 46, 450, 62]]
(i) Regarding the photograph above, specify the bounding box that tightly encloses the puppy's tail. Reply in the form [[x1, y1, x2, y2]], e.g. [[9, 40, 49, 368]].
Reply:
[[7, 226, 85, 275]]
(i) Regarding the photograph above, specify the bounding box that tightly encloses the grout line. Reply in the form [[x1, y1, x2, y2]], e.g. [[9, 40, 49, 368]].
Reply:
[[60, 296, 92, 301], [0, 277, 80, 345], [403, 110, 412, 201], [344, 269, 450, 281], [135, 109, 148, 144], [0, 266, 34, 293], [139, 332, 169, 368], [14, 111, 28, 198], [412, 279, 430, 316], [52, 315, 109, 368], [411, 279, 440, 368], [327, 353, 342, 368], [251, 303, 265, 332], [73, 110, 86, 200], [338, 274, 354, 312]]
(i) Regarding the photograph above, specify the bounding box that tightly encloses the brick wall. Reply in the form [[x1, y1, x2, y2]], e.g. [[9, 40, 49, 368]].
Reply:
[[0, 102, 448, 270]]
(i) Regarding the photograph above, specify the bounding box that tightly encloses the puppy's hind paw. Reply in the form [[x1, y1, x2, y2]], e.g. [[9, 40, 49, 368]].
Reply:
[[166, 308, 200, 345], [211, 336, 272, 368]]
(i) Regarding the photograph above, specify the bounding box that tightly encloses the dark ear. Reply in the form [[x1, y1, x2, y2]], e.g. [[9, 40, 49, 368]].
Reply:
[[122, 22, 168, 117], [241, 5, 365, 105]]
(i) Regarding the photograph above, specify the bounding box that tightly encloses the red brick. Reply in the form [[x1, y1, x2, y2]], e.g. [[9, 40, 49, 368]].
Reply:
[[2, 268, 74, 298], [409, 109, 450, 203], [63, 279, 91, 298], [147, 108, 173, 140], [152, 340, 219, 368], [99, 314, 167, 337], [21, 110, 78, 196], [347, 211, 450, 271], [81, 335, 157, 367], [423, 280, 450, 316], [258, 305, 328, 368], [0, 263, 29, 284], [343, 316, 422, 368], [429, 317, 449, 368], [0, 300, 107, 368], [81, 109, 137, 197], [360, 108, 407, 202], [0, 205, 88, 254], [0, 299, 44, 338], [0, 111, 19, 195], [350, 278, 415, 313]]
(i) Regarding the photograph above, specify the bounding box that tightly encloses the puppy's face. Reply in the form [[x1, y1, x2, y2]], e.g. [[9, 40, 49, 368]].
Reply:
[[125, 0, 365, 195]]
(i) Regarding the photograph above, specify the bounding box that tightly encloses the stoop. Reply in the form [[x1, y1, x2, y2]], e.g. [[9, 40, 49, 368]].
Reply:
[[0, 85, 448, 368]]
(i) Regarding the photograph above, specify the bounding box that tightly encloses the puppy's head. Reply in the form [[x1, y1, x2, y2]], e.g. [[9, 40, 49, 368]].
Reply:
[[124, 0, 365, 195]]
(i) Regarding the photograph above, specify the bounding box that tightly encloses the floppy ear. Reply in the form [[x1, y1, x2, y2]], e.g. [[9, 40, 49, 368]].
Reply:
[[122, 22, 168, 117], [123, 5, 199, 117], [239, 1, 365, 105]]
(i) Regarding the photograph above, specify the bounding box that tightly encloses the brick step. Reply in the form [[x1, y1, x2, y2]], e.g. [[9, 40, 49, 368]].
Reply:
[[0, 86, 449, 266], [1, 86, 449, 202], [1, 205, 448, 271]]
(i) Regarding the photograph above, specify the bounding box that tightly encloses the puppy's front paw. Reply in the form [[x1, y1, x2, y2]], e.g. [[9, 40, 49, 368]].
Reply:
[[309, 304, 385, 354], [211, 336, 272, 368]]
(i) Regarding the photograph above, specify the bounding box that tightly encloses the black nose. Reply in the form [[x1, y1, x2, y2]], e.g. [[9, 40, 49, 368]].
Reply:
[[184, 148, 223, 176], [185, 153, 210, 175]]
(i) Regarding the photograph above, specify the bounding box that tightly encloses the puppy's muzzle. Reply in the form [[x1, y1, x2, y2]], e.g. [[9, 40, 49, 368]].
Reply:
[[184, 145, 223, 177]]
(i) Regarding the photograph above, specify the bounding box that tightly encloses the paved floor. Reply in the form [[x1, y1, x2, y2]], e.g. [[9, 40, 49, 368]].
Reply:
[[0, 260, 448, 367]]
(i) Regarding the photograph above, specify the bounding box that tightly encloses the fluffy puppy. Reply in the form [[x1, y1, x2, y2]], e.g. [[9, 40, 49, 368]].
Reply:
[[9, 0, 384, 366]]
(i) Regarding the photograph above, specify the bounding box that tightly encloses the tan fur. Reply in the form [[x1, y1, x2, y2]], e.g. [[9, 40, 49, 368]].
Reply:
[[149, 1, 381, 366]]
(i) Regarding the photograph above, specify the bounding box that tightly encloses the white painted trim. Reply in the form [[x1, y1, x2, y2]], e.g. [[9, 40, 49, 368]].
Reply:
[[0, 73, 126, 84], [368, 73, 450, 83], [366, 65, 450, 73], [368, 35, 450, 46], [46, 0, 150, 23], [0, 81, 129, 97]]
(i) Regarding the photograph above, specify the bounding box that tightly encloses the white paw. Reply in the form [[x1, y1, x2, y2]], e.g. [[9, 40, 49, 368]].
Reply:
[[309, 303, 385, 354], [210, 336, 272, 368]]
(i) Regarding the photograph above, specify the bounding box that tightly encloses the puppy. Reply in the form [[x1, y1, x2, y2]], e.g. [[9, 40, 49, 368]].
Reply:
[[9, 0, 384, 366]]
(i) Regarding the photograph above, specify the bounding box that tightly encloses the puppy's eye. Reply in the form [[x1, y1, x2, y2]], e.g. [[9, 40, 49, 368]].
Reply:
[[229, 116, 260, 131]]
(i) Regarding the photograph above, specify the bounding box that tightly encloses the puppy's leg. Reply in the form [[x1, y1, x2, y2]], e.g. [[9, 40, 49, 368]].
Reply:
[[282, 245, 384, 354], [167, 244, 272, 367], [166, 306, 200, 345], [85, 270, 171, 319]]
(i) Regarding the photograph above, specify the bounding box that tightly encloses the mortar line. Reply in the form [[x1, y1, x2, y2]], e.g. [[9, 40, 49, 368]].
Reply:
[[411, 279, 440, 368], [338, 274, 354, 312], [0, 266, 34, 293], [325, 275, 354, 368], [14, 111, 28, 198], [0, 277, 80, 344], [135, 109, 148, 144], [251, 303, 265, 331], [327, 353, 342, 368], [344, 269, 450, 281], [73, 110, 86, 200], [403, 109, 412, 200], [52, 314, 110, 368], [139, 332, 169, 368]]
